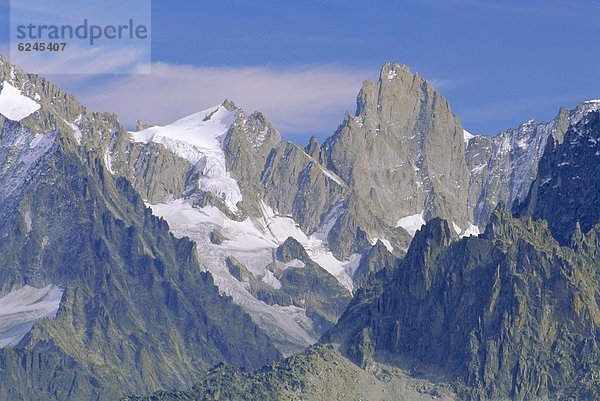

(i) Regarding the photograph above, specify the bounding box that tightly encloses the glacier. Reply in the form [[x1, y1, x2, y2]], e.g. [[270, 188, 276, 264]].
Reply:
[[132, 104, 243, 212], [0, 285, 63, 348], [0, 81, 40, 121]]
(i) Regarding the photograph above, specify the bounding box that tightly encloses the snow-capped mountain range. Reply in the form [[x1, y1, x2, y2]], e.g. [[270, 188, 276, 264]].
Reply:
[[0, 55, 599, 400]]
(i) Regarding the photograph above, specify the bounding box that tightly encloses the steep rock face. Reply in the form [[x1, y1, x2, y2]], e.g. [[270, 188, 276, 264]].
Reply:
[[466, 118, 558, 226], [119, 141, 194, 203], [273, 239, 352, 334], [327, 208, 599, 400], [0, 59, 281, 400], [465, 104, 599, 227], [515, 106, 600, 244], [352, 240, 397, 288], [223, 110, 348, 234], [321, 63, 471, 256], [0, 139, 281, 400], [465, 101, 600, 227]]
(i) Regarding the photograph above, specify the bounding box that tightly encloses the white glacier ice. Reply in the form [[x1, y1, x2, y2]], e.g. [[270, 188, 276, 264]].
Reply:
[[148, 199, 327, 355], [396, 211, 426, 236], [132, 105, 243, 212], [0, 285, 63, 348], [0, 82, 41, 121], [148, 198, 361, 354]]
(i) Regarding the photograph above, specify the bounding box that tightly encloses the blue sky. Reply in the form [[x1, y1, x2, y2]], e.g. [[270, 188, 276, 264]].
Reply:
[[1, 0, 600, 142]]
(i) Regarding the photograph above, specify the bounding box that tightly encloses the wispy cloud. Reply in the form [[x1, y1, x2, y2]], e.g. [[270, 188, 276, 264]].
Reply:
[[63, 63, 369, 137], [6, 0, 150, 74]]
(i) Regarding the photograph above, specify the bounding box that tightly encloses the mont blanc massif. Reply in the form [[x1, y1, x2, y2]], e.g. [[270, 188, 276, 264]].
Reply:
[[0, 56, 598, 400]]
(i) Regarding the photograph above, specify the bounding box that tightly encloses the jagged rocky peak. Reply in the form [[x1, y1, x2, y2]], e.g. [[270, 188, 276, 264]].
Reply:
[[305, 135, 320, 159], [514, 108, 600, 244], [0, 59, 283, 399], [402, 217, 455, 280], [221, 98, 237, 111], [0, 57, 147, 207], [221, 106, 284, 214], [202, 99, 237, 121], [352, 239, 397, 287], [354, 63, 461, 136], [221, 100, 349, 234], [136, 119, 152, 131], [464, 97, 600, 231], [464, 101, 582, 227], [0, 59, 132, 219], [320, 62, 472, 257], [0, 57, 83, 140], [275, 237, 310, 263], [328, 204, 599, 400], [481, 202, 538, 244], [570, 98, 600, 125], [225, 107, 281, 151]]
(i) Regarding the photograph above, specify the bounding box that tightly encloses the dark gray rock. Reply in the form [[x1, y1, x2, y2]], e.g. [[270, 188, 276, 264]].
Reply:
[[515, 109, 600, 244], [327, 206, 600, 400], [352, 240, 397, 288], [209, 229, 227, 245], [275, 237, 310, 263]]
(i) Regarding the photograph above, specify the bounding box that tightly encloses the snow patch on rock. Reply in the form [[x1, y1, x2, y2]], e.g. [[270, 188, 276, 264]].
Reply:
[[462, 223, 480, 237], [452, 222, 481, 238], [370, 237, 394, 253], [63, 118, 83, 144], [571, 100, 600, 126], [151, 198, 356, 292], [396, 211, 426, 236], [258, 201, 356, 291], [463, 129, 475, 143], [0, 285, 63, 348], [261, 270, 282, 289], [0, 82, 41, 121], [104, 149, 115, 175]]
